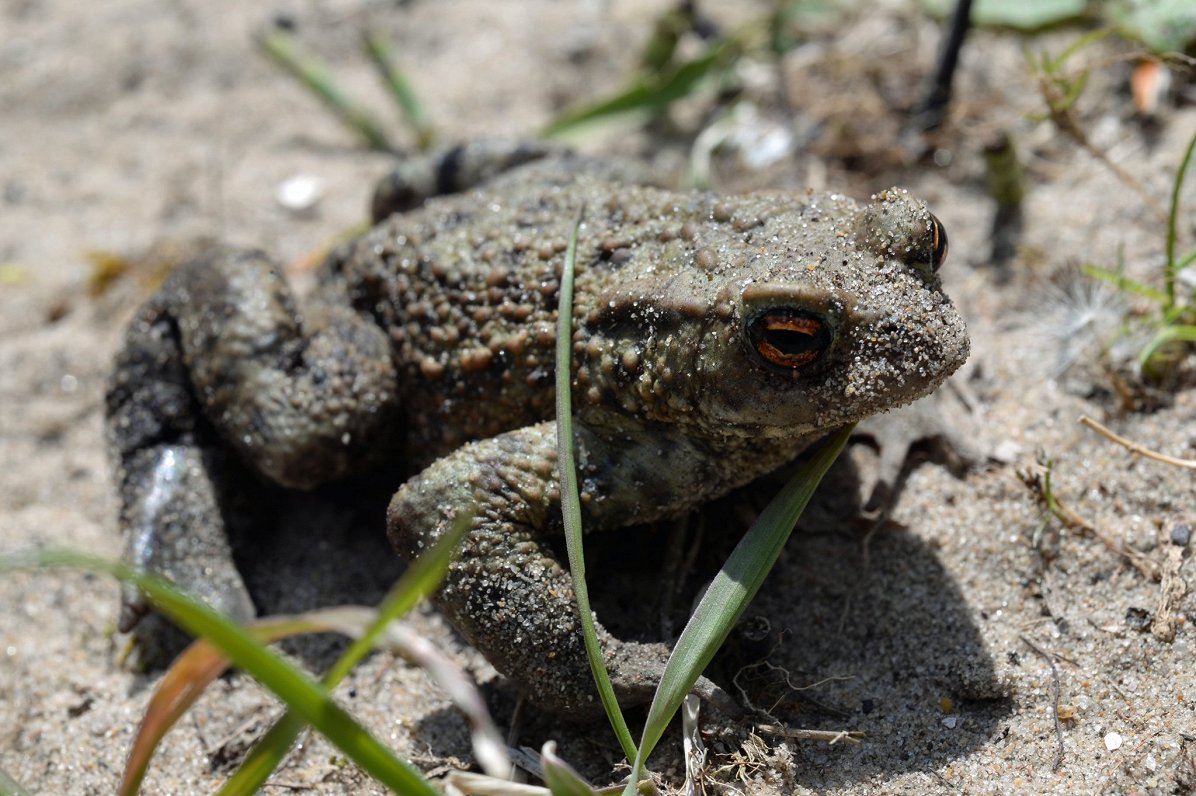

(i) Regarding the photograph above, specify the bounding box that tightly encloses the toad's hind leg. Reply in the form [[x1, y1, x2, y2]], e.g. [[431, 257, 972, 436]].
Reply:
[[106, 246, 398, 651]]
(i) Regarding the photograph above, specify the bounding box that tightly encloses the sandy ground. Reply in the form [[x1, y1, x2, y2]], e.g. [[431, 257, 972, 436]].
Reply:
[[2, 1, 1195, 794]]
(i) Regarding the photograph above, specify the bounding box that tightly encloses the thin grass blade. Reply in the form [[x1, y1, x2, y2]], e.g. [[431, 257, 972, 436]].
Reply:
[[220, 509, 474, 795], [555, 211, 638, 762], [321, 607, 510, 777], [622, 424, 855, 793], [1165, 129, 1196, 303], [121, 639, 234, 795], [1081, 263, 1167, 303], [1, 550, 439, 796], [444, 771, 551, 794], [363, 32, 436, 151], [122, 614, 346, 795], [1139, 324, 1196, 365], [541, 742, 599, 796], [257, 28, 394, 152], [543, 40, 734, 138], [1174, 247, 1196, 273]]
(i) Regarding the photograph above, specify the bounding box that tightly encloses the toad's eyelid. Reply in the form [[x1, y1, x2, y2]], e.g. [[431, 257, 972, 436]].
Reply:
[[739, 283, 845, 314]]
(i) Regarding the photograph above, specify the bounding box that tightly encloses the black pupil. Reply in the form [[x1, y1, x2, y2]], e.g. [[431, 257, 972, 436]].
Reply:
[[767, 326, 820, 355], [749, 308, 830, 369]]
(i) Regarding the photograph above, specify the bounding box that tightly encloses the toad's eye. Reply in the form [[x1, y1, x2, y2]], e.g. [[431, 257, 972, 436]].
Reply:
[[929, 212, 948, 271], [747, 309, 831, 370]]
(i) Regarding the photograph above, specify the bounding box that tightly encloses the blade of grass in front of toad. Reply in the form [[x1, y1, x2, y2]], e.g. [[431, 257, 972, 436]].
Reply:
[[218, 509, 474, 796], [124, 614, 361, 796], [555, 210, 638, 763], [541, 741, 600, 796], [0, 550, 438, 796], [621, 423, 855, 795]]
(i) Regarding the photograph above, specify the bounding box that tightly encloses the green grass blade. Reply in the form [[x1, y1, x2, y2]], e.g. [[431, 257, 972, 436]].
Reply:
[[1, 550, 440, 796], [1139, 324, 1196, 365], [257, 28, 395, 152], [1081, 263, 1167, 304], [217, 713, 306, 796], [219, 509, 474, 796], [1174, 247, 1196, 273], [1160, 301, 1191, 326], [543, 40, 735, 138], [622, 424, 855, 794], [555, 211, 638, 763], [1046, 27, 1113, 73], [1165, 129, 1196, 304], [542, 742, 600, 795], [0, 767, 32, 796], [363, 32, 436, 151], [324, 511, 474, 687]]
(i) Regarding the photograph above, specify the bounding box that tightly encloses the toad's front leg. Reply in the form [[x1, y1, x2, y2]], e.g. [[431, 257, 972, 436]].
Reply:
[[387, 420, 736, 717]]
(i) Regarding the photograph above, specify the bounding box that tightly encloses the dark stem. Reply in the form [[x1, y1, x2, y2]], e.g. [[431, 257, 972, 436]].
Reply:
[[913, 0, 974, 131]]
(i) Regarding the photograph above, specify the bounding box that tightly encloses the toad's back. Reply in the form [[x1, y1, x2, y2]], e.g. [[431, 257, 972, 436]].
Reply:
[[318, 157, 941, 467]]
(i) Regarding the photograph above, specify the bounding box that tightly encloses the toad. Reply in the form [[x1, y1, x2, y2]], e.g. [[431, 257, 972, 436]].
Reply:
[[107, 142, 968, 715]]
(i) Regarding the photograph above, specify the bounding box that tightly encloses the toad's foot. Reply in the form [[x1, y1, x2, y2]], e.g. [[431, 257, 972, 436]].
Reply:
[[852, 384, 984, 513]]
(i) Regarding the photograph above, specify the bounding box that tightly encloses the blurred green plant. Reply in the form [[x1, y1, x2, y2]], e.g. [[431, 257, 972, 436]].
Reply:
[[1106, 0, 1196, 53], [0, 766, 32, 796], [921, 0, 1086, 30], [552, 208, 854, 795], [544, 0, 847, 139], [1084, 129, 1196, 380], [1027, 29, 1169, 218], [257, 26, 435, 152], [921, 0, 1196, 51]]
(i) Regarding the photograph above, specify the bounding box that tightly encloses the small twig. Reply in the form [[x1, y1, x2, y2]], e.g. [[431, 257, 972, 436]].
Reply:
[[1079, 415, 1196, 470], [932, 770, 963, 794], [1020, 458, 1160, 581], [731, 653, 852, 722], [1020, 636, 1066, 772], [754, 725, 864, 745]]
